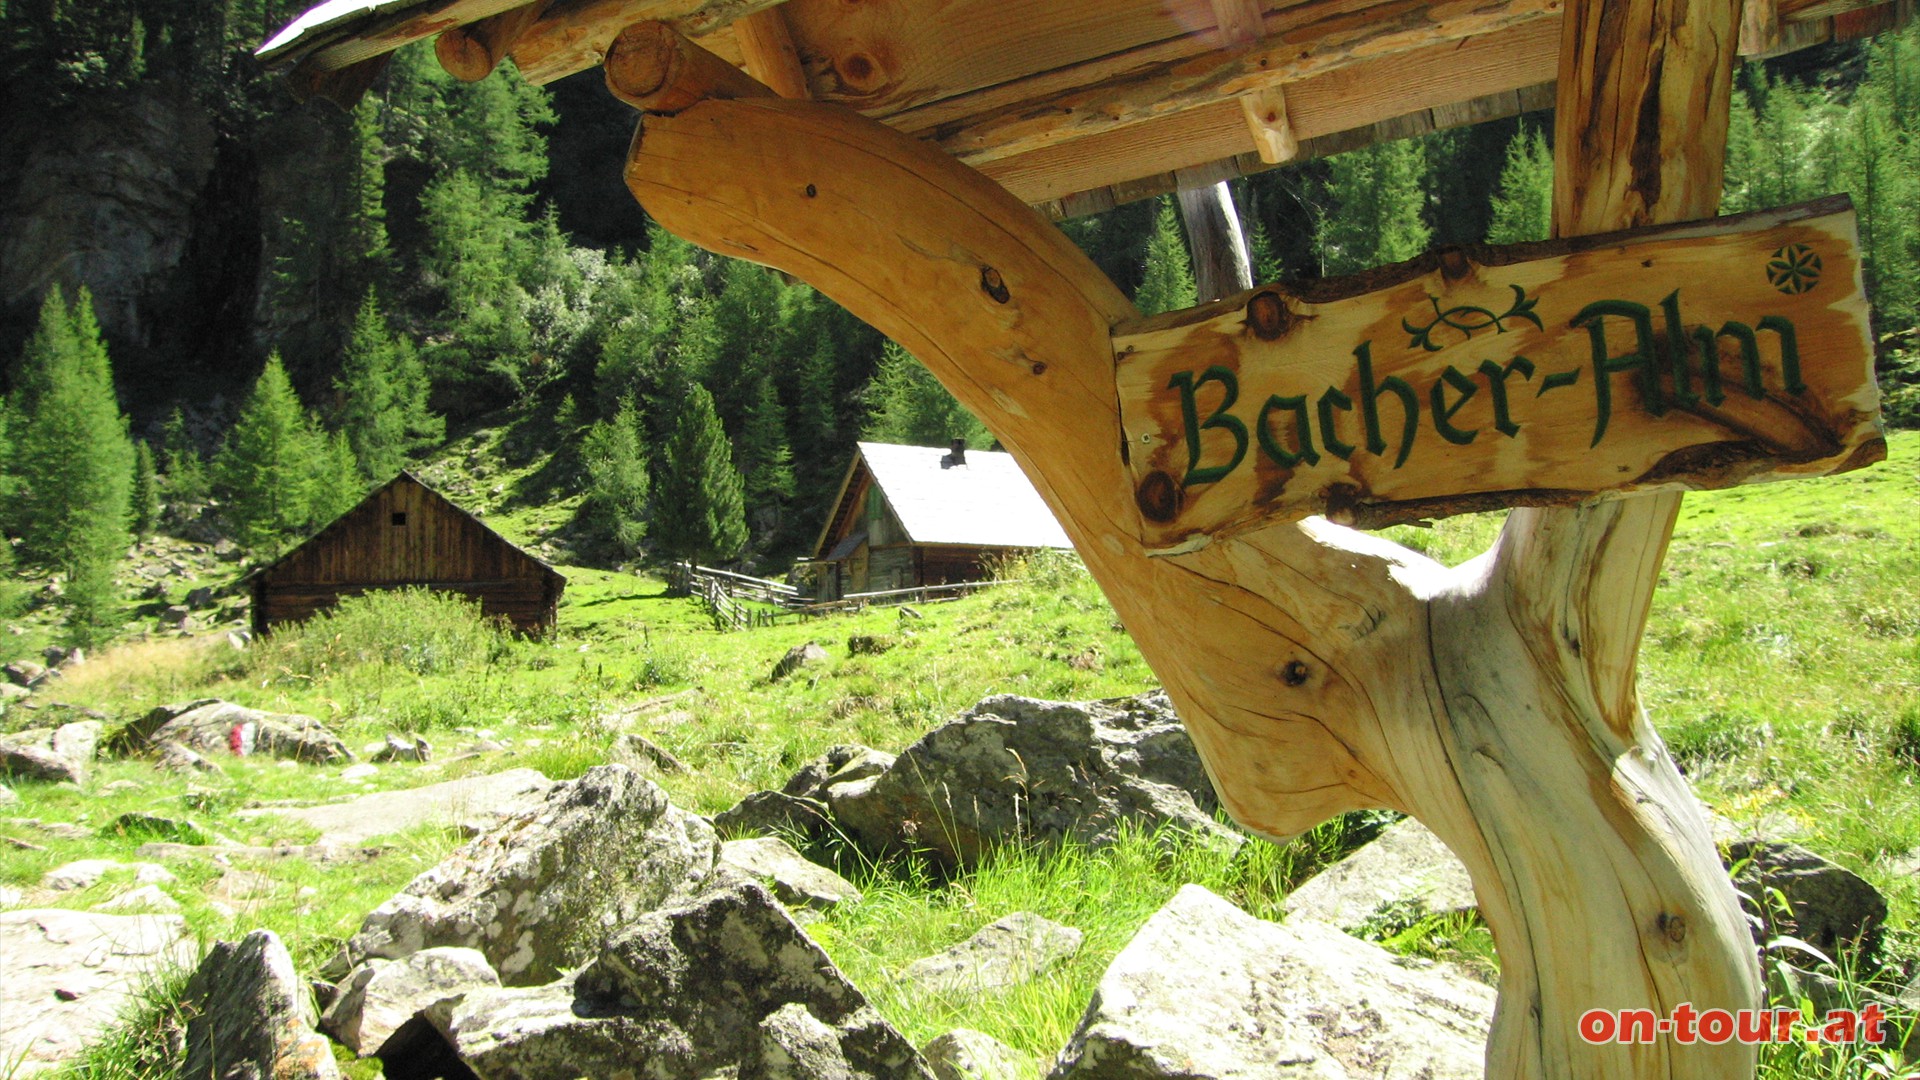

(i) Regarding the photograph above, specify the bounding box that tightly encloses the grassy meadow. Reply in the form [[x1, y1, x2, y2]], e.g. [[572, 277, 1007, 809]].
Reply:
[[3, 432, 1919, 1078]]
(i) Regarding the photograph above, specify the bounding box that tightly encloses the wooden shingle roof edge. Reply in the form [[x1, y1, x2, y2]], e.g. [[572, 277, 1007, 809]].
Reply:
[[258, 0, 1914, 217], [244, 470, 568, 587]]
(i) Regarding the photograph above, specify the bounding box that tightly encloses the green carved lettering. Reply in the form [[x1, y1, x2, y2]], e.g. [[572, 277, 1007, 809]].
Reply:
[[1256, 394, 1319, 468], [1660, 290, 1699, 407], [1318, 387, 1356, 461], [1168, 367, 1248, 485], [1477, 356, 1534, 437], [1694, 321, 1763, 404], [1430, 366, 1481, 445], [1355, 342, 1418, 468], [1758, 316, 1806, 395], [1572, 298, 1662, 448]]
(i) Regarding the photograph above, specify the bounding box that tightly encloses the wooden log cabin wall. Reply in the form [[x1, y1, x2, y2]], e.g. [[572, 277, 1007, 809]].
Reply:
[[249, 472, 566, 635], [259, 0, 1898, 1074]]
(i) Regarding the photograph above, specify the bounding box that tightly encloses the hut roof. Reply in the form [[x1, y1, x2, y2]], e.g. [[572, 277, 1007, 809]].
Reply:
[[259, 0, 1910, 219], [812, 442, 1071, 559], [251, 470, 564, 586]]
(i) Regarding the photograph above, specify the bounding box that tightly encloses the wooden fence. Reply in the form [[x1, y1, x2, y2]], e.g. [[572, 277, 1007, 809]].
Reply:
[[671, 562, 1017, 631]]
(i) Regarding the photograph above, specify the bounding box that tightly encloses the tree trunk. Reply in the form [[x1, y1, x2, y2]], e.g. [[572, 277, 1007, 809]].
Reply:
[[624, 0, 1759, 1071]]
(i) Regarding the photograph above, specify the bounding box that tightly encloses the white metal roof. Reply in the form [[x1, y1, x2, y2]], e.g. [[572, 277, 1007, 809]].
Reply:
[[856, 441, 1071, 551]]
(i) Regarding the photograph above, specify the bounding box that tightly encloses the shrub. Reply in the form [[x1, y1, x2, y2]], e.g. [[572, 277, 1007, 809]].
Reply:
[[249, 587, 514, 682]]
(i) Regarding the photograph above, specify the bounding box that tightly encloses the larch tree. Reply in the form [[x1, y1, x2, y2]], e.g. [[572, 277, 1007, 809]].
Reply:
[[216, 354, 318, 554], [1486, 124, 1554, 244], [1134, 196, 1197, 316], [5, 287, 136, 645], [131, 441, 160, 539], [1316, 138, 1432, 275], [581, 395, 651, 554], [336, 289, 442, 481], [652, 380, 747, 566], [863, 342, 991, 449]]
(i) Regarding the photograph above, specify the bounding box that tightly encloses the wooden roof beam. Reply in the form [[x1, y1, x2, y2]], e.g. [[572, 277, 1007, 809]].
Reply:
[[435, 0, 552, 80], [604, 19, 775, 111], [1210, 0, 1297, 165]]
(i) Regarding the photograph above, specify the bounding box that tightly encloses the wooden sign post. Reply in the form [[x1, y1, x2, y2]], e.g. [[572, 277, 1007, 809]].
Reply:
[[1119, 197, 1883, 547]]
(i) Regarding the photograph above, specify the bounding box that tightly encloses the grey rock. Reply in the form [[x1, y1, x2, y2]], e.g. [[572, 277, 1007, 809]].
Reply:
[[831, 692, 1238, 868], [114, 699, 352, 763], [614, 731, 689, 773], [0, 682, 29, 703], [0, 884, 20, 907], [717, 790, 836, 840], [345, 765, 719, 984], [924, 1029, 1029, 1080], [442, 879, 934, 1079], [0, 783, 14, 806], [43, 859, 177, 891], [184, 586, 215, 609], [182, 929, 340, 1079], [0, 721, 101, 784], [90, 884, 180, 913], [784, 745, 896, 801], [1283, 818, 1477, 933], [722, 836, 863, 909], [156, 741, 225, 776], [847, 634, 895, 656], [772, 642, 830, 681], [1050, 885, 1493, 1080], [159, 604, 192, 627], [901, 912, 1082, 995], [1727, 838, 1887, 960], [237, 767, 553, 845], [3, 660, 47, 687], [370, 733, 432, 764], [320, 947, 499, 1056], [0, 910, 195, 1075], [105, 811, 218, 845]]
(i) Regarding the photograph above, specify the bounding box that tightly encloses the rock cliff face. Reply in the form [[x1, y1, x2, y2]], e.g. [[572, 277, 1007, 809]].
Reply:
[[0, 69, 349, 414]]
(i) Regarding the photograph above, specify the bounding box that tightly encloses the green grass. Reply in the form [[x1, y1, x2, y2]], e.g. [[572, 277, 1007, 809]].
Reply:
[[4, 433, 1920, 1078]]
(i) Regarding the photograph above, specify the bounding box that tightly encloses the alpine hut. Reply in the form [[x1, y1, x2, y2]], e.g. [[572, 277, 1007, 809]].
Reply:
[[810, 440, 1071, 601], [248, 472, 565, 635]]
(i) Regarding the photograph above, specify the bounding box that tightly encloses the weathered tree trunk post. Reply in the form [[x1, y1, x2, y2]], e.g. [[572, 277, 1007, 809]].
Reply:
[[623, 0, 1763, 1071]]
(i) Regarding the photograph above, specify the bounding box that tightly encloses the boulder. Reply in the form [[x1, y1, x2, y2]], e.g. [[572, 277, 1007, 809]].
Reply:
[[784, 745, 896, 800], [237, 767, 554, 845], [1282, 817, 1477, 933], [0, 682, 29, 703], [343, 765, 719, 984], [0, 910, 196, 1074], [321, 947, 500, 1057], [42, 859, 177, 891], [436, 879, 935, 1080], [830, 692, 1238, 868], [371, 733, 432, 764], [924, 1029, 1029, 1080], [113, 699, 352, 763], [1726, 837, 1887, 960], [184, 586, 215, 609], [181, 929, 340, 1079], [155, 741, 226, 776], [3, 659, 47, 687], [0, 720, 101, 784], [716, 790, 836, 841], [1050, 885, 1493, 1080], [772, 642, 830, 681], [721, 836, 863, 910], [901, 912, 1082, 996]]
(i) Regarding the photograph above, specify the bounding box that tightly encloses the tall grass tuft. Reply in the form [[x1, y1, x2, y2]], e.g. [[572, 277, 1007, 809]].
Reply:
[[247, 588, 515, 683]]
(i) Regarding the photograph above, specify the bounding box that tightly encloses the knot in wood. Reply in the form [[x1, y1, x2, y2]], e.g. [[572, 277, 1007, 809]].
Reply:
[[1438, 248, 1472, 282], [1658, 911, 1687, 944], [1135, 470, 1181, 524], [1245, 290, 1290, 340], [980, 266, 1011, 304], [804, 183, 817, 198], [1281, 660, 1311, 686]]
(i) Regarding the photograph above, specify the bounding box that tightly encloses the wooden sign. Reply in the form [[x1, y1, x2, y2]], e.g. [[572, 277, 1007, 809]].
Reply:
[[1115, 196, 1884, 551]]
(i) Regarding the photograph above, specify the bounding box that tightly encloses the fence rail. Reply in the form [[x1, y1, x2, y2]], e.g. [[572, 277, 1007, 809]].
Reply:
[[671, 561, 1017, 630]]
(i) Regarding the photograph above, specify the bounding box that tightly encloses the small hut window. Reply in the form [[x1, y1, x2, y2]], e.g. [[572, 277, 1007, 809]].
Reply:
[[391, 512, 408, 526]]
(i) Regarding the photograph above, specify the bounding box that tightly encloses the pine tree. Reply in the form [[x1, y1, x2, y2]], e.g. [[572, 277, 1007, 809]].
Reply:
[[1486, 124, 1554, 244], [863, 342, 992, 449], [343, 96, 391, 297], [5, 287, 135, 646], [131, 441, 160, 539], [736, 373, 797, 503], [1135, 197, 1198, 315], [1317, 139, 1433, 275], [161, 408, 209, 502], [652, 381, 747, 566], [336, 289, 443, 481], [581, 397, 650, 554], [216, 354, 318, 554]]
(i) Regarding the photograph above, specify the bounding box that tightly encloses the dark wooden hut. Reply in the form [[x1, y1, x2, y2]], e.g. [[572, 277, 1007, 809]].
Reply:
[[249, 472, 565, 635], [810, 440, 1071, 601]]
